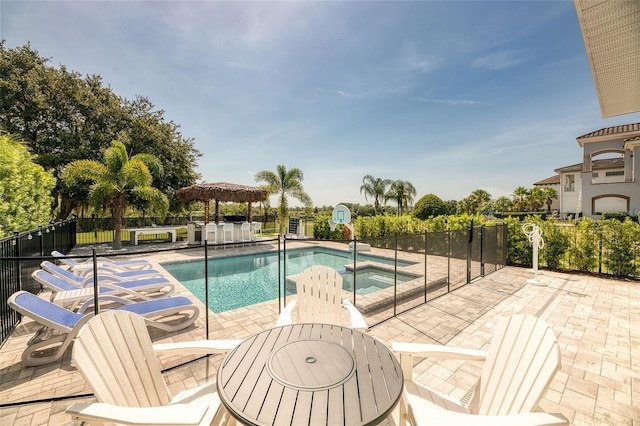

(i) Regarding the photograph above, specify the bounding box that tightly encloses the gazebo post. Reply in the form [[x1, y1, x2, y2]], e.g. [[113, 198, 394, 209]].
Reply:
[[215, 200, 220, 224], [248, 202, 253, 222], [204, 200, 210, 225]]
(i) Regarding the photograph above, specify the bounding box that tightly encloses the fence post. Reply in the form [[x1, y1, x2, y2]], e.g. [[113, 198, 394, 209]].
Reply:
[[38, 226, 44, 259], [13, 231, 21, 292], [480, 225, 485, 277], [352, 233, 357, 307], [204, 238, 209, 339], [49, 221, 56, 252], [447, 226, 451, 292], [598, 223, 603, 274], [424, 230, 428, 304], [92, 248, 99, 316], [280, 236, 284, 312], [393, 234, 398, 317], [466, 220, 474, 284]]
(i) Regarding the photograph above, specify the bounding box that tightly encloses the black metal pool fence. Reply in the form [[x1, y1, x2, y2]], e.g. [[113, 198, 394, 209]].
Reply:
[[0, 220, 76, 344], [0, 221, 507, 346]]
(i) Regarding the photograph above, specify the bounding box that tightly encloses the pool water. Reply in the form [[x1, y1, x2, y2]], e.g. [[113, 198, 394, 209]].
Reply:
[[162, 247, 416, 313], [342, 266, 420, 295]]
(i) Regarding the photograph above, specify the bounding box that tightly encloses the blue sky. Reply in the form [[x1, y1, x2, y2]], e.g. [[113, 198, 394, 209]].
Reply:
[[2, 1, 639, 207]]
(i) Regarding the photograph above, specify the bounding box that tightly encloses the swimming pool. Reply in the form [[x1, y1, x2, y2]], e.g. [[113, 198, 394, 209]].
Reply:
[[162, 247, 416, 313], [342, 266, 421, 295]]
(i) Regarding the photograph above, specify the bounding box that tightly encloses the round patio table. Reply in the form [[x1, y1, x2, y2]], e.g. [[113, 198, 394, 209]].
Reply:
[[217, 323, 403, 426]]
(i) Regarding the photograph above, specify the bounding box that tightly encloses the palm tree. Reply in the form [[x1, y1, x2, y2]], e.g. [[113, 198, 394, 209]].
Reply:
[[360, 175, 392, 215], [527, 186, 546, 211], [543, 187, 558, 212], [61, 140, 169, 250], [493, 196, 515, 212], [470, 189, 492, 213], [456, 196, 476, 215], [386, 180, 416, 216], [255, 165, 312, 235], [512, 186, 529, 212]]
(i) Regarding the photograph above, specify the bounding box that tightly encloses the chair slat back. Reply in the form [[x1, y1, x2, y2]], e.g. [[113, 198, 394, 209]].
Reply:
[[73, 310, 172, 408], [472, 314, 561, 415], [205, 223, 217, 242], [295, 266, 343, 325]]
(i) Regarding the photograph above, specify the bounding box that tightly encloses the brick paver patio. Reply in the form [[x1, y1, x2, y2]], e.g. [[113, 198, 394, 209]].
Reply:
[[0, 244, 637, 425]]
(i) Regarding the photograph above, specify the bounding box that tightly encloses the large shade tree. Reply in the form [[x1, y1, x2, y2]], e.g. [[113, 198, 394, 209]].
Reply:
[[360, 175, 392, 215], [61, 140, 168, 249], [412, 193, 449, 219], [254, 165, 312, 235], [386, 180, 416, 216], [0, 42, 200, 218], [0, 135, 56, 237]]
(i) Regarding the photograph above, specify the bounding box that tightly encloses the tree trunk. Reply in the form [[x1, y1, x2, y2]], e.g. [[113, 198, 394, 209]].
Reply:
[[110, 193, 125, 250], [57, 196, 76, 221]]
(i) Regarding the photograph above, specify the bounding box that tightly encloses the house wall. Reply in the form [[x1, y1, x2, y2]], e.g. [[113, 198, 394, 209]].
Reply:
[[580, 140, 640, 217], [559, 171, 581, 214]]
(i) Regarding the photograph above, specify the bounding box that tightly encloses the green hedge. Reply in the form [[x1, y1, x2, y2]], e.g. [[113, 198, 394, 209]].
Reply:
[[313, 212, 640, 280], [504, 216, 639, 279]]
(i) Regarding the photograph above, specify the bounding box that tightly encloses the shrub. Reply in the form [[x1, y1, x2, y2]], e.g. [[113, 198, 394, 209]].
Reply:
[[0, 135, 56, 237], [312, 214, 344, 240], [540, 221, 570, 269], [505, 216, 534, 267], [601, 218, 639, 277], [412, 194, 449, 220], [569, 218, 600, 272]]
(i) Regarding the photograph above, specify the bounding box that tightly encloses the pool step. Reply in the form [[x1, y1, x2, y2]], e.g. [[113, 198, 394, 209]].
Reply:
[[369, 274, 395, 285]]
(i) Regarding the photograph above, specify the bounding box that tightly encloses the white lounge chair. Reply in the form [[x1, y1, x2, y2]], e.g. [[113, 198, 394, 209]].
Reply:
[[32, 270, 174, 310], [66, 310, 240, 426], [8, 291, 200, 366], [276, 265, 368, 331], [51, 250, 153, 271], [392, 314, 569, 426], [41, 260, 162, 285]]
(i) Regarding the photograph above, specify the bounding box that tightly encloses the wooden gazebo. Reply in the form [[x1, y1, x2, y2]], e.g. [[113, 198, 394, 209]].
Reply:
[[177, 182, 268, 224]]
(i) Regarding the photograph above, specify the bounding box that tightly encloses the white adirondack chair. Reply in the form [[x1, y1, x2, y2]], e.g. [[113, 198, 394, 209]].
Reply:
[[392, 314, 569, 426], [276, 265, 368, 331], [66, 310, 240, 426]]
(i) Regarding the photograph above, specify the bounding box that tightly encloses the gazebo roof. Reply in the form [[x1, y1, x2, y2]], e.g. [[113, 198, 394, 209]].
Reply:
[[177, 182, 267, 203]]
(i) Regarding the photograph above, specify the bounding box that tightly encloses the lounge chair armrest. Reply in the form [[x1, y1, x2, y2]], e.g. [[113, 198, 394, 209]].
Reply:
[[392, 342, 488, 361], [79, 272, 127, 286], [78, 265, 134, 277], [153, 339, 242, 356], [77, 295, 137, 313], [342, 299, 368, 331], [408, 402, 569, 426], [276, 300, 296, 327], [66, 401, 210, 426]]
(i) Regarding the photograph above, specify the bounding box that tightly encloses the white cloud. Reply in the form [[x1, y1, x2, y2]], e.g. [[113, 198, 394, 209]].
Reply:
[[471, 50, 529, 70], [412, 98, 492, 106]]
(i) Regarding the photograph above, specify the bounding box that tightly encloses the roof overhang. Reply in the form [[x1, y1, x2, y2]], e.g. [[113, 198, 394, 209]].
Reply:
[[574, 0, 640, 118]]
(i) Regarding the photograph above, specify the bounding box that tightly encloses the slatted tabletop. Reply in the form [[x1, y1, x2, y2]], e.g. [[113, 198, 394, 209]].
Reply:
[[217, 323, 403, 426]]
